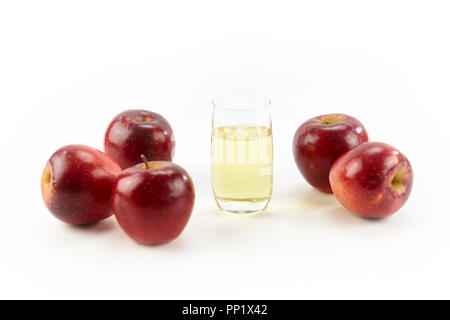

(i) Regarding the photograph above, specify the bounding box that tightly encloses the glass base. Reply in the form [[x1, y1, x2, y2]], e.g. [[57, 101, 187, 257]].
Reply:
[[215, 198, 270, 214]]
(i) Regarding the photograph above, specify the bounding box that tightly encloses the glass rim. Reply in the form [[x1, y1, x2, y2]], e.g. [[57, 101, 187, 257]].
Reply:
[[212, 94, 271, 111]]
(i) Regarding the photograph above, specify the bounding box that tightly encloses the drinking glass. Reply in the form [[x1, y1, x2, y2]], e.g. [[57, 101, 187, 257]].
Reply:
[[211, 94, 273, 214]]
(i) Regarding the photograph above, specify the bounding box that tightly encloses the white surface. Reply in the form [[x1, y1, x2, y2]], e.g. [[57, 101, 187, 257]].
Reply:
[[1, 1, 449, 299]]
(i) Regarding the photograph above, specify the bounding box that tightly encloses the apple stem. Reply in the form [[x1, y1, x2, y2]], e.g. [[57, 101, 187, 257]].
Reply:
[[141, 154, 149, 169]]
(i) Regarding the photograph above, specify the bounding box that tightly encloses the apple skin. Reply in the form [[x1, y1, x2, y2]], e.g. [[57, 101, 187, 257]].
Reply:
[[329, 142, 413, 218], [41, 145, 122, 225], [111, 161, 195, 245], [293, 114, 369, 193], [104, 109, 175, 169]]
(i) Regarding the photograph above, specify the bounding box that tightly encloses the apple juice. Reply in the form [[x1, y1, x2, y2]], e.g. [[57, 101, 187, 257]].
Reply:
[[211, 126, 273, 208]]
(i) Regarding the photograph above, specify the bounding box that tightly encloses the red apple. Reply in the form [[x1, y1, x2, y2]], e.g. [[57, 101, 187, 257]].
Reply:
[[41, 145, 122, 225], [293, 114, 369, 193], [104, 109, 175, 169], [111, 157, 195, 245], [329, 142, 413, 218]]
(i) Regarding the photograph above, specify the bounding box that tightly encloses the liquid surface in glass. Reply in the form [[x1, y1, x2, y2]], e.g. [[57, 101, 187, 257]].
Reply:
[[211, 126, 273, 203]]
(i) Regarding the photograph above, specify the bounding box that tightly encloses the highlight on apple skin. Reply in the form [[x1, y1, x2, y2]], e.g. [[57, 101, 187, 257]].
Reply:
[[329, 142, 413, 218], [293, 114, 369, 193], [104, 109, 175, 169], [41, 145, 122, 225], [111, 158, 195, 245]]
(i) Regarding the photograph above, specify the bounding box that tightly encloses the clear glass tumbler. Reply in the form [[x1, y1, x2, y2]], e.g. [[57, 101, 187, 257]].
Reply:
[[211, 94, 273, 214]]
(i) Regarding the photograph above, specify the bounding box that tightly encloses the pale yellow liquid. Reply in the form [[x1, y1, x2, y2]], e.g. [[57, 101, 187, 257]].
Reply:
[[212, 126, 273, 203]]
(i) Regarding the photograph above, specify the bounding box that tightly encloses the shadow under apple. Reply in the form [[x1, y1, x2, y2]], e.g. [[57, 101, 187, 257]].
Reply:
[[270, 184, 389, 226], [65, 216, 118, 234], [325, 205, 388, 226]]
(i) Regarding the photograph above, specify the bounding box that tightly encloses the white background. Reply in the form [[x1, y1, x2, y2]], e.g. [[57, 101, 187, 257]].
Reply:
[[0, 1, 449, 299]]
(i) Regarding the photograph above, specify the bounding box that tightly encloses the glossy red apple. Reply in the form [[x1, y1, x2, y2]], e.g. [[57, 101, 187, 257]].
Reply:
[[329, 142, 413, 218], [104, 109, 175, 169], [112, 156, 195, 245], [41, 145, 122, 225], [293, 114, 368, 193]]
